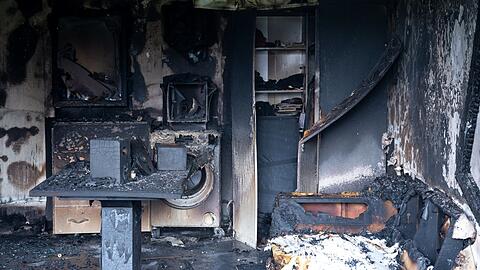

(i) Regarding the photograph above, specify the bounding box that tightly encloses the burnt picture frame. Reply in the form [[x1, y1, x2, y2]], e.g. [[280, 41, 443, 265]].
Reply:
[[50, 12, 129, 108]]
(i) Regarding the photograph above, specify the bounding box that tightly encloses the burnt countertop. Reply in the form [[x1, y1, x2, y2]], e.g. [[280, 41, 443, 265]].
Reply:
[[30, 162, 186, 200]]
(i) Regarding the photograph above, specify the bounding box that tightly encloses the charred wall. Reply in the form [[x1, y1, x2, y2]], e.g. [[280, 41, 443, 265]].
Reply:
[[316, 0, 389, 192], [388, 0, 478, 195], [0, 0, 50, 203]]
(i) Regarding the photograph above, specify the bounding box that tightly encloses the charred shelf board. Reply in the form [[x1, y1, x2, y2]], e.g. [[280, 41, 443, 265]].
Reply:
[[30, 162, 185, 200]]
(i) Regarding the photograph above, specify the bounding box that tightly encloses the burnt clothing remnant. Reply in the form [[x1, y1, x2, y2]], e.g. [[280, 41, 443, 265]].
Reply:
[[53, 16, 125, 106], [255, 71, 304, 91], [162, 2, 218, 65], [255, 98, 303, 116], [270, 176, 476, 269], [255, 102, 275, 116]]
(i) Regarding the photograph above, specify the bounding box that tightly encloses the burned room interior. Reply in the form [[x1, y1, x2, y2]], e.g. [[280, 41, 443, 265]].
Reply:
[[1, 0, 480, 269]]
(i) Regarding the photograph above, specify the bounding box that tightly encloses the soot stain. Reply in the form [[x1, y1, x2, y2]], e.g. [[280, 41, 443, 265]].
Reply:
[[0, 126, 40, 153], [6, 23, 39, 85], [0, 71, 6, 107], [7, 161, 44, 191], [14, 0, 43, 18]]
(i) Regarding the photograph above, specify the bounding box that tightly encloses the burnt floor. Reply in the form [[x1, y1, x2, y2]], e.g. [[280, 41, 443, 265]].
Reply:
[[0, 219, 268, 270]]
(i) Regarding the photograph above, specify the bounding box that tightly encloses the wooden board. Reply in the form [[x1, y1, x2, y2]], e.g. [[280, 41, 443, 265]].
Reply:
[[53, 198, 151, 234]]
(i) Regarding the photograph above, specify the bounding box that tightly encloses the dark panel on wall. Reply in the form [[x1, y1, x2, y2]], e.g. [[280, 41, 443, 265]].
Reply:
[[317, 1, 389, 191]]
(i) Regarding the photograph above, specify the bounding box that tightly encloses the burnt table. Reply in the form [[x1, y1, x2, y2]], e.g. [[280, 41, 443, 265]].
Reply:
[[30, 162, 186, 270]]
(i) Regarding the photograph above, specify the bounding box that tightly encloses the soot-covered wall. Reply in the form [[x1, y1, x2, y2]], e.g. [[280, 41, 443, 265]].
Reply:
[[0, 0, 50, 203], [316, 0, 389, 192], [0, 0, 227, 204], [388, 0, 478, 195]]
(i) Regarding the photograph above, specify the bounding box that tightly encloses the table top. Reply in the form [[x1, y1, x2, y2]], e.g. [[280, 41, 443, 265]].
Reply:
[[30, 162, 186, 200]]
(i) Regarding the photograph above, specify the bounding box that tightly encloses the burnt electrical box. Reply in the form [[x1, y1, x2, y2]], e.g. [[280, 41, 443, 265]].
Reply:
[[90, 138, 131, 185], [156, 144, 187, 171]]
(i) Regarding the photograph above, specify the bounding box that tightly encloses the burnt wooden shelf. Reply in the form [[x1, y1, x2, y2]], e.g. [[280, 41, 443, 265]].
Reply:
[[30, 162, 185, 200]]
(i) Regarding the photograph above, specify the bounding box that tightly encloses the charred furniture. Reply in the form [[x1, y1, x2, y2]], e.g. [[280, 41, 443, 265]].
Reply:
[[31, 138, 186, 269]]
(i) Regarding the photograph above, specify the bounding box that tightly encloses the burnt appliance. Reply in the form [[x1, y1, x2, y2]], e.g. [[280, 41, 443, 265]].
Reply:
[[150, 130, 221, 228], [163, 73, 217, 128], [154, 73, 221, 228], [167, 82, 208, 123]]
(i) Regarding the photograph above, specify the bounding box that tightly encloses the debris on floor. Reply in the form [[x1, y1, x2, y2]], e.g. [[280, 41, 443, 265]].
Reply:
[[0, 223, 269, 270], [267, 175, 478, 269], [267, 233, 400, 270]]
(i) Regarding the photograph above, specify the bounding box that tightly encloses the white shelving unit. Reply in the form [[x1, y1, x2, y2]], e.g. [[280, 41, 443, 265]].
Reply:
[[254, 16, 307, 107]]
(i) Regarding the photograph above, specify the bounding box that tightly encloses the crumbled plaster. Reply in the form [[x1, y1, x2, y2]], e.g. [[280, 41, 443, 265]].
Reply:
[[456, 201, 480, 269]]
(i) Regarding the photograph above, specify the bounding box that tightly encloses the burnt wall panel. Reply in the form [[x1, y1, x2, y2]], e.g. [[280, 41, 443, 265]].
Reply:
[[317, 1, 389, 191], [224, 10, 257, 247], [388, 0, 478, 193]]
